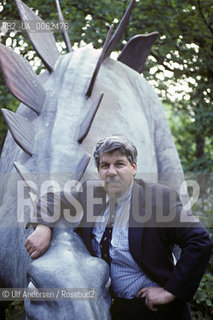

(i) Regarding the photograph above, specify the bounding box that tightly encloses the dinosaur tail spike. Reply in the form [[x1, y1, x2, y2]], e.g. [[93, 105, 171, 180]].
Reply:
[[75, 154, 91, 182], [55, 0, 72, 53], [78, 93, 104, 143], [1, 109, 34, 156], [104, 0, 135, 59], [86, 25, 114, 98], [15, 0, 60, 72], [13, 162, 37, 194], [0, 44, 46, 115]]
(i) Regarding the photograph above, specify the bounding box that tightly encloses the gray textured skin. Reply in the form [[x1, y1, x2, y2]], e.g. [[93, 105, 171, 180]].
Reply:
[[0, 46, 186, 319]]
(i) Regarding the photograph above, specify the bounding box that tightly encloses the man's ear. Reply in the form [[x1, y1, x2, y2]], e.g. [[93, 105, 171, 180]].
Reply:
[[132, 162, 137, 176]]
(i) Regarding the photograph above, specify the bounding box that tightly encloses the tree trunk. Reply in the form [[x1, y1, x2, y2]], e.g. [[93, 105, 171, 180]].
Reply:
[[195, 134, 205, 159]]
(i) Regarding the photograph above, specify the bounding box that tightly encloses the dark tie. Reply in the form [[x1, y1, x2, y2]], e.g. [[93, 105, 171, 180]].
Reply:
[[100, 199, 116, 264]]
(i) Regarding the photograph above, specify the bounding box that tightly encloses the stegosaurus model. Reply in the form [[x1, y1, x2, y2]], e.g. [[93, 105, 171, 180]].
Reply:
[[0, 0, 186, 319]]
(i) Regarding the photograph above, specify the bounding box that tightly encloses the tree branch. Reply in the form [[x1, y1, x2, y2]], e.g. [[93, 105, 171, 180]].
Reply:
[[196, 0, 213, 34]]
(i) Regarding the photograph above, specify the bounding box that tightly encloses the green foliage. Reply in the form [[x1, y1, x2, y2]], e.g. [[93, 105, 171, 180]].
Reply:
[[192, 272, 213, 318], [5, 301, 25, 320], [165, 104, 213, 172]]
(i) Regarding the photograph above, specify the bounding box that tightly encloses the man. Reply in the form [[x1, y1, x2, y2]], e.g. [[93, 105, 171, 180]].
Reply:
[[25, 135, 212, 320], [77, 135, 212, 320]]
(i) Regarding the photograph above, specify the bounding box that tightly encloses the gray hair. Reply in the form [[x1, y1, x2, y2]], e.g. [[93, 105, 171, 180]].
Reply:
[[93, 135, 137, 168]]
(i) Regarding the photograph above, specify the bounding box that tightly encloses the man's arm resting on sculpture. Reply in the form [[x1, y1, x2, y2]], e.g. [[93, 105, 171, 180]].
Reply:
[[24, 189, 81, 259], [24, 191, 60, 259], [25, 224, 51, 259]]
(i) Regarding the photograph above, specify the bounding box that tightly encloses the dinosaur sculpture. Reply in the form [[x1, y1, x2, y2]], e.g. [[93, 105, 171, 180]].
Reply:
[[0, 0, 187, 319]]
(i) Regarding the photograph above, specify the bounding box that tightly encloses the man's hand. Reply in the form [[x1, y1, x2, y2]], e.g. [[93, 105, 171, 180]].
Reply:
[[25, 224, 51, 259], [136, 286, 175, 311]]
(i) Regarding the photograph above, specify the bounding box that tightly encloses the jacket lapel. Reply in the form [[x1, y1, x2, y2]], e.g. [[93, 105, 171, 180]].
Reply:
[[83, 185, 107, 254], [78, 184, 106, 254], [129, 180, 146, 266], [84, 180, 147, 261]]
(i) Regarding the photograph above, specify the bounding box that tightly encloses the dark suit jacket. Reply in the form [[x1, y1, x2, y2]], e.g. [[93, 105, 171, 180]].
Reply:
[[76, 179, 212, 302]]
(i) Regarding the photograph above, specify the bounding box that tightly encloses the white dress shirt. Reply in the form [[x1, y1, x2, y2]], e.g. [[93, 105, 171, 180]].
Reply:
[[92, 183, 159, 299]]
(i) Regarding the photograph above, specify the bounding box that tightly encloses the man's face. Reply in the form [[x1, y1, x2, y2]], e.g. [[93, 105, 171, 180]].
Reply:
[[98, 151, 137, 198]]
